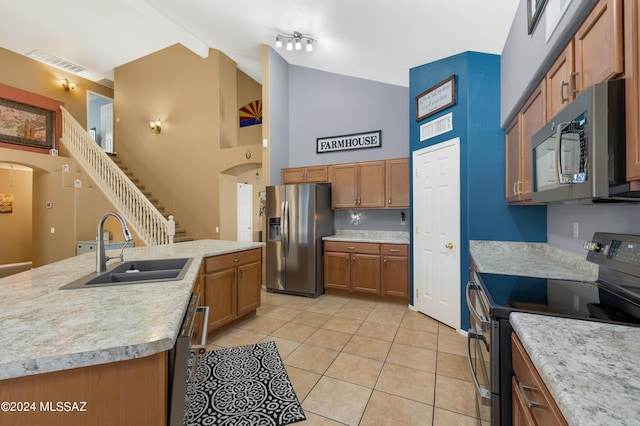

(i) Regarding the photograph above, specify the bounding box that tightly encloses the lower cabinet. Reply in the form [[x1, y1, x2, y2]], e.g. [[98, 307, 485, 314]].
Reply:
[[512, 333, 567, 426], [203, 248, 262, 333], [324, 241, 408, 299], [0, 352, 167, 426], [381, 244, 409, 298]]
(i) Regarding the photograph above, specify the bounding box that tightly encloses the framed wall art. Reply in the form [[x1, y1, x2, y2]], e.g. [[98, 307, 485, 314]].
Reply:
[[415, 75, 456, 122], [0, 97, 55, 149], [527, 0, 548, 34]]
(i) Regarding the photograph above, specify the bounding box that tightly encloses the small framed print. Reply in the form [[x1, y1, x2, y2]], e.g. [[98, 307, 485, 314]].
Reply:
[[527, 0, 548, 34], [415, 75, 456, 122]]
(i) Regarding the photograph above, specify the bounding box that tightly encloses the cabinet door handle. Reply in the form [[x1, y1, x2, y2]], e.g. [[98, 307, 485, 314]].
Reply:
[[560, 80, 569, 104], [383, 259, 387, 265], [388, 198, 392, 204], [518, 382, 544, 409], [513, 181, 518, 196], [390, 249, 400, 253], [569, 71, 579, 95], [239, 269, 243, 279], [347, 246, 355, 250], [234, 258, 240, 262]]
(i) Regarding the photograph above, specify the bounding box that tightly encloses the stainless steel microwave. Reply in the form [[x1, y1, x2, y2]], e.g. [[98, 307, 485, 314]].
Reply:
[[531, 79, 640, 203]]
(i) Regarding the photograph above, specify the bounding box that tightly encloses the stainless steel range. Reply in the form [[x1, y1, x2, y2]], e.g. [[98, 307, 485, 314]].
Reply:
[[466, 232, 640, 425]]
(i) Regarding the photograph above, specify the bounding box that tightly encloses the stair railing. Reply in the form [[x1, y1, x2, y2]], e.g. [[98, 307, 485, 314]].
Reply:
[[59, 106, 174, 246]]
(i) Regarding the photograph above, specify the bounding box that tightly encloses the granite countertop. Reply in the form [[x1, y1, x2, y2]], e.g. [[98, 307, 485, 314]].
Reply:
[[470, 240, 597, 281], [510, 313, 640, 426], [0, 239, 263, 380], [323, 230, 410, 244]]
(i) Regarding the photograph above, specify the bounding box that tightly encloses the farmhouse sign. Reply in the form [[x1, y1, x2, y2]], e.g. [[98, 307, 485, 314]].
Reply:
[[317, 130, 382, 153]]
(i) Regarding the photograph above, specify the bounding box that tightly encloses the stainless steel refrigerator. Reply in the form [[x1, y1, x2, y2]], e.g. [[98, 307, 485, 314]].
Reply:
[[266, 183, 333, 297]]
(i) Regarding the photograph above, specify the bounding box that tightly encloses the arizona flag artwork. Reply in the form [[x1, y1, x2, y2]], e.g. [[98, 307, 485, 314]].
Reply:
[[239, 99, 262, 127]]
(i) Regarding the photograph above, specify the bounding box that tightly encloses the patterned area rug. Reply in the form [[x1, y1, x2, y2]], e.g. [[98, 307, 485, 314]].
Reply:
[[185, 341, 306, 426]]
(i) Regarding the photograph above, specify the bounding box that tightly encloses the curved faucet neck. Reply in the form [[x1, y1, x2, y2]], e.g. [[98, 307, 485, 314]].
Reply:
[[96, 212, 133, 273]]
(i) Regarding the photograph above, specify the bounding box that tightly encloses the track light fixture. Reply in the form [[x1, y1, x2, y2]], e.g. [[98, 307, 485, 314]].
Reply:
[[275, 31, 316, 52]]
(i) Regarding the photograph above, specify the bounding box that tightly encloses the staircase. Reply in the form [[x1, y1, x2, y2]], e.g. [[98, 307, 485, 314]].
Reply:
[[109, 156, 192, 243], [60, 106, 177, 246]]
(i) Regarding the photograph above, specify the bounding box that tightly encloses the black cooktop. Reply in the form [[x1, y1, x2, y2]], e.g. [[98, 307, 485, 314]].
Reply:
[[475, 272, 640, 326]]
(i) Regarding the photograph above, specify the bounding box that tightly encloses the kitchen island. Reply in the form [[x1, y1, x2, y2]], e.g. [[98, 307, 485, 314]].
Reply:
[[0, 239, 263, 425], [511, 312, 640, 426]]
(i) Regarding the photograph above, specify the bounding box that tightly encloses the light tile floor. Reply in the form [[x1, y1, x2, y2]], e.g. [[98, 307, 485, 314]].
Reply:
[[207, 288, 490, 426]]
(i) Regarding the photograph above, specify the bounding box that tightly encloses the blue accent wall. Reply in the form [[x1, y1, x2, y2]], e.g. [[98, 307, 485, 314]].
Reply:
[[409, 52, 547, 330]]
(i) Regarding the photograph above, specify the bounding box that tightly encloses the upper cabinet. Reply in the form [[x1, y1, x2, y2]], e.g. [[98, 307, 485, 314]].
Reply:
[[546, 0, 623, 118], [506, 82, 545, 204], [282, 158, 409, 209], [625, 0, 640, 181], [385, 158, 410, 208], [573, 0, 624, 91], [281, 166, 328, 184], [330, 161, 386, 209]]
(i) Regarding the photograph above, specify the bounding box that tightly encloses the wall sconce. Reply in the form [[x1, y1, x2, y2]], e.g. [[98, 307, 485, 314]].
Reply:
[[149, 120, 161, 134], [60, 79, 76, 92]]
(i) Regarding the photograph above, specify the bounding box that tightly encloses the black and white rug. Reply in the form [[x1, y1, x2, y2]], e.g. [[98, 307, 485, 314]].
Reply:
[[185, 341, 306, 426]]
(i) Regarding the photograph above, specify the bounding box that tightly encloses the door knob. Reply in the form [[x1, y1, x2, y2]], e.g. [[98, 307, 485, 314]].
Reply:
[[445, 243, 454, 249]]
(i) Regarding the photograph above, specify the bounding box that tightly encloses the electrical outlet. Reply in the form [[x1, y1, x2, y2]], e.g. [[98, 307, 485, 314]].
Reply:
[[573, 222, 579, 238]]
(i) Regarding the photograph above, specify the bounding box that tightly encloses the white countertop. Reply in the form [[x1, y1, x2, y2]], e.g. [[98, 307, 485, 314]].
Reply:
[[510, 313, 640, 426], [470, 240, 597, 281], [323, 230, 409, 245], [0, 239, 263, 380]]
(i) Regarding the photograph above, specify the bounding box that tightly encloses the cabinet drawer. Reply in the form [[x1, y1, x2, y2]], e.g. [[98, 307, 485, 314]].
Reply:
[[512, 334, 567, 426], [204, 248, 262, 273], [324, 241, 380, 254], [381, 244, 408, 256]]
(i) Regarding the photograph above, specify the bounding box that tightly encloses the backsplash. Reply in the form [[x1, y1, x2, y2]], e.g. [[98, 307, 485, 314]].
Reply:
[[334, 209, 410, 232]]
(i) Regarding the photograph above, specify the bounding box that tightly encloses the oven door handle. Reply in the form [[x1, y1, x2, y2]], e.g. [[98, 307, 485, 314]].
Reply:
[[194, 305, 210, 350], [466, 281, 490, 331], [467, 329, 492, 401]]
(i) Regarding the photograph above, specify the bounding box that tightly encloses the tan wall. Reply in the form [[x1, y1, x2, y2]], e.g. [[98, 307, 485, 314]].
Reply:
[[114, 44, 262, 241], [0, 166, 32, 264], [0, 47, 117, 266]]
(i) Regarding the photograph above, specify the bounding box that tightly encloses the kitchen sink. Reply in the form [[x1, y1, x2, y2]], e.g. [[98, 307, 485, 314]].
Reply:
[[60, 258, 194, 289]]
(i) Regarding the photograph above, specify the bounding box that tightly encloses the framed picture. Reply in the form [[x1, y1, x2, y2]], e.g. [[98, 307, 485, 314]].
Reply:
[[0, 97, 55, 149], [415, 75, 456, 122], [527, 0, 548, 34]]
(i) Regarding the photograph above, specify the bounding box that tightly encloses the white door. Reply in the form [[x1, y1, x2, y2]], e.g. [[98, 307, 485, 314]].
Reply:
[[100, 103, 114, 153], [237, 183, 253, 242], [413, 138, 461, 330]]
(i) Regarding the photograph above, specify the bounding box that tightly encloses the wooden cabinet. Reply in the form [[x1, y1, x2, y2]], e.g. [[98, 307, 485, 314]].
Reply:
[[625, 0, 640, 181], [330, 161, 386, 209], [506, 81, 545, 204], [0, 352, 166, 426], [546, 42, 575, 118], [324, 241, 408, 299], [545, 0, 623, 119], [324, 241, 381, 294], [574, 0, 624, 92], [203, 248, 261, 332], [381, 244, 409, 298], [281, 166, 328, 184], [512, 333, 568, 426], [385, 158, 410, 208]]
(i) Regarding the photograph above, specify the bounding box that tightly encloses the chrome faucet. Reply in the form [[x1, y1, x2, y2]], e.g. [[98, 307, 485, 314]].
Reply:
[[97, 212, 134, 273]]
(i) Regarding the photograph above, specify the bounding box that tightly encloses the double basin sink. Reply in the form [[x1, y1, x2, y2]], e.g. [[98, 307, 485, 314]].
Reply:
[[60, 257, 194, 289]]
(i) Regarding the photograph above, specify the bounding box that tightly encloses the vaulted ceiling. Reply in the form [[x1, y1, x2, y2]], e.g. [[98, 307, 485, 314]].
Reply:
[[0, 0, 518, 87]]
